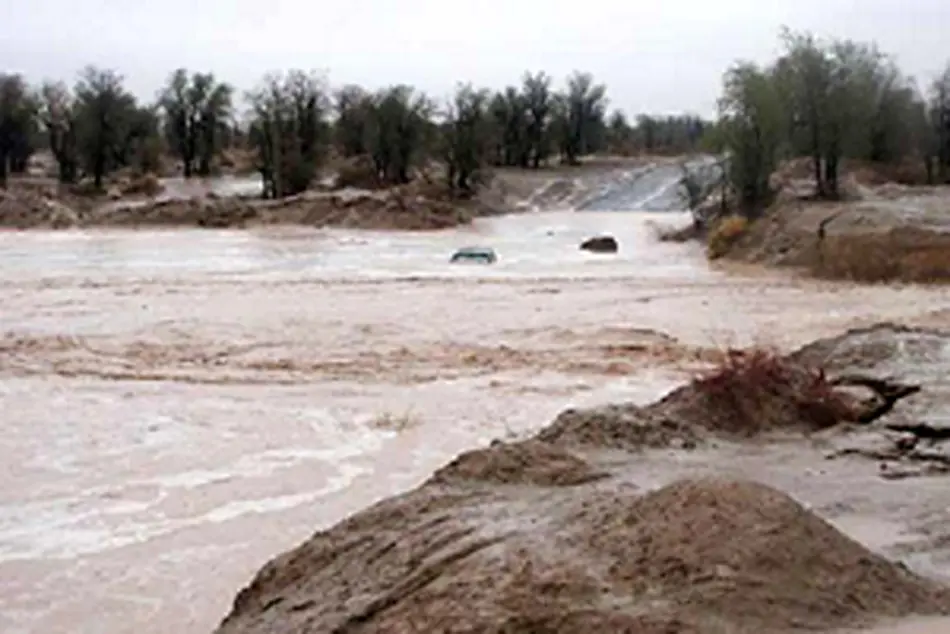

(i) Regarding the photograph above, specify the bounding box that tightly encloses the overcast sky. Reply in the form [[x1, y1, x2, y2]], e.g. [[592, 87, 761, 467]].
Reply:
[[2, 0, 948, 118]]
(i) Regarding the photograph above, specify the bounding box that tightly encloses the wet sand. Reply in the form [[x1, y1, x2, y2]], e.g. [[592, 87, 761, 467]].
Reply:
[[1, 211, 949, 634]]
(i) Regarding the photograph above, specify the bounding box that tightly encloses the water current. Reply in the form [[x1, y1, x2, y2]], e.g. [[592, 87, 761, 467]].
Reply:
[[1, 172, 949, 633]]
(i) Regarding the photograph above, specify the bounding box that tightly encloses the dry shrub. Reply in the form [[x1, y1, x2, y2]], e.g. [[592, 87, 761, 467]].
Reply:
[[706, 214, 748, 259], [814, 229, 950, 283], [691, 346, 856, 434]]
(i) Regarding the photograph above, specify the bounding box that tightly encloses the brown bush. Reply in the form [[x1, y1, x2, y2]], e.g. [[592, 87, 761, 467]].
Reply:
[[691, 346, 856, 433], [706, 214, 748, 259]]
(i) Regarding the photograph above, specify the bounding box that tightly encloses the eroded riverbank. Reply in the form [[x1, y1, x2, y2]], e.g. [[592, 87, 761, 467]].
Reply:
[[1, 212, 949, 633]]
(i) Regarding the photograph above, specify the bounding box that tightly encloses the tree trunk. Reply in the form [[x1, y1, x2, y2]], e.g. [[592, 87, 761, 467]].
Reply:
[[93, 149, 105, 190], [0, 153, 8, 189], [812, 154, 824, 197], [824, 152, 839, 199]]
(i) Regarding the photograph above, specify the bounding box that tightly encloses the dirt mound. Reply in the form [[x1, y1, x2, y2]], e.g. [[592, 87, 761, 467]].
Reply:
[[540, 349, 852, 449], [537, 401, 702, 450], [585, 479, 950, 630], [90, 187, 474, 230], [718, 183, 950, 283], [215, 478, 950, 634], [429, 439, 606, 487], [0, 185, 81, 228], [539, 328, 936, 450]]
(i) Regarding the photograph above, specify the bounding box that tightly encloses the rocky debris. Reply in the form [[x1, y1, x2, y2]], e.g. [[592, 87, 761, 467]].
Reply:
[[215, 478, 950, 634], [579, 235, 618, 253]]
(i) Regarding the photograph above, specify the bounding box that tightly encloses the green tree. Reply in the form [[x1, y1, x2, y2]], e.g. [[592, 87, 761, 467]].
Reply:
[[718, 62, 785, 216], [333, 84, 373, 158], [0, 74, 39, 187], [123, 105, 164, 175], [488, 86, 529, 167], [248, 70, 330, 199], [605, 110, 634, 155], [552, 71, 608, 165], [364, 85, 434, 185], [39, 82, 79, 184], [159, 69, 233, 177], [522, 71, 553, 168], [441, 84, 492, 194], [931, 63, 950, 182], [73, 66, 138, 189]]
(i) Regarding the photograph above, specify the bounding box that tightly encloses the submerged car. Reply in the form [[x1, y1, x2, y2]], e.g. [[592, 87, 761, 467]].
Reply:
[[450, 246, 497, 264]]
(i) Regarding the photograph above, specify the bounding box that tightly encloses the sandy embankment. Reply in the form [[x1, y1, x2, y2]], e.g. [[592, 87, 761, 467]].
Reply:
[[214, 323, 950, 633], [0, 157, 665, 231], [699, 163, 950, 283]]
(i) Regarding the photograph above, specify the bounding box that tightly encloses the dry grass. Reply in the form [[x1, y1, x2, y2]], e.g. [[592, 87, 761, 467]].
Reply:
[[369, 410, 419, 433], [812, 230, 950, 283], [706, 215, 749, 260], [691, 346, 856, 434]]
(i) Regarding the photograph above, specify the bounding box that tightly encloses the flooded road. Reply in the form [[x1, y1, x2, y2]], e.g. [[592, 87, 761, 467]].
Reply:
[[1, 210, 949, 634]]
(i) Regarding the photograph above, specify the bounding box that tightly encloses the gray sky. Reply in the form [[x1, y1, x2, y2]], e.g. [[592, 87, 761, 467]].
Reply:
[[2, 0, 948, 118]]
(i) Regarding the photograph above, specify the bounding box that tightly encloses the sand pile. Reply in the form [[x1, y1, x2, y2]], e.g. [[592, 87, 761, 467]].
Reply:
[[429, 439, 606, 487], [214, 324, 950, 633], [215, 478, 950, 634]]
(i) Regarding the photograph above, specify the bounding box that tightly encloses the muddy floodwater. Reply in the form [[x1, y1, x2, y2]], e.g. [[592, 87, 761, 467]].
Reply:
[[1, 210, 949, 634]]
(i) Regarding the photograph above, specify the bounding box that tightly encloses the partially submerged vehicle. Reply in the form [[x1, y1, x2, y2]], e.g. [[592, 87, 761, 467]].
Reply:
[[450, 246, 497, 264]]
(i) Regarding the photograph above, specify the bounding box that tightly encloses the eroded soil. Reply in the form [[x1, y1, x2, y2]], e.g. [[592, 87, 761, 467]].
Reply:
[[216, 324, 950, 634], [1, 216, 949, 634]]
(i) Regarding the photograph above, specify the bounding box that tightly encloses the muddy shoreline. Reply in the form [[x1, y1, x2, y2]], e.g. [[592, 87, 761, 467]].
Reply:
[[695, 173, 950, 284], [0, 158, 677, 232], [215, 322, 950, 634]]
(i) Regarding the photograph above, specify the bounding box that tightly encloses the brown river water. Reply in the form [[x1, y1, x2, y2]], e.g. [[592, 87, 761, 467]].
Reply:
[[1, 210, 949, 634]]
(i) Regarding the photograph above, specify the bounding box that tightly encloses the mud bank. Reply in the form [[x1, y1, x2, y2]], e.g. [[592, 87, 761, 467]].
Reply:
[[0, 182, 509, 231], [717, 183, 950, 283], [0, 158, 680, 231], [216, 323, 950, 634]]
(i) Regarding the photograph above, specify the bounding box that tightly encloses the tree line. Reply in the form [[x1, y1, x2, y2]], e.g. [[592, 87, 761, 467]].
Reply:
[[714, 28, 950, 217], [0, 66, 708, 196]]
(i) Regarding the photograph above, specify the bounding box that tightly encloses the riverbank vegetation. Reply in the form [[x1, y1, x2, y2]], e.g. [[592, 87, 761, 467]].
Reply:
[[0, 66, 707, 197], [2, 27, 948, 214], [711, 28, 950, 218]]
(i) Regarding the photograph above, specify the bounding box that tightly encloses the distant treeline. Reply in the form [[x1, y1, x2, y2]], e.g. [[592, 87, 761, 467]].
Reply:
[[2, 27, 948, 208], [0, 66, 707, 197]]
